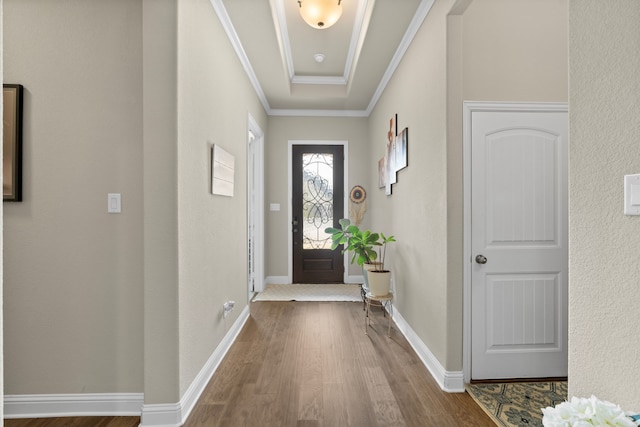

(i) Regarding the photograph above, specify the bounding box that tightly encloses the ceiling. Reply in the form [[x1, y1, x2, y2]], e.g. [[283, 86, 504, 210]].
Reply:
[[212, 0, 434, 116]]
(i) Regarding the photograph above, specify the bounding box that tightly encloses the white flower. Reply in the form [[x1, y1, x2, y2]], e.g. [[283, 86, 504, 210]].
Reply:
[[542, 396, 636, 427]]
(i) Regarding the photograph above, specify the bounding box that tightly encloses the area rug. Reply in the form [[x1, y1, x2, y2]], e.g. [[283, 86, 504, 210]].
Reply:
[[253, 284, 362, 302], [467, 381, 567, 427]]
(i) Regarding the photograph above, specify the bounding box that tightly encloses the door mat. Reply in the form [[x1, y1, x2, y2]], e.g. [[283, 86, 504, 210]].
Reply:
[[253, 284, 362, 302], [466, 381, 567, 427]]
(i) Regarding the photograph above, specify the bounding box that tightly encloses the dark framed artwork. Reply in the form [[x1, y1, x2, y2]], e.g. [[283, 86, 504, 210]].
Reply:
[[3, 84, 24, 202]]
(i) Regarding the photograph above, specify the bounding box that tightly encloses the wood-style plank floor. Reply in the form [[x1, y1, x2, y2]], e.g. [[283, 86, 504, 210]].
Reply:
[[5, 301, 495, 427]]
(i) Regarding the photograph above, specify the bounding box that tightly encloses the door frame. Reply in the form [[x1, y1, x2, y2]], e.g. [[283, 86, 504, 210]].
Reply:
[[287, 140, 349, 284], [248, 113, 265, 294], [462, 101, 568, 383]]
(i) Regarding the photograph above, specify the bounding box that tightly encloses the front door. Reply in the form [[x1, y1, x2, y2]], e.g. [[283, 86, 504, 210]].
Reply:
[[292, 144, 344, 283], [471, 108, 568, 379]]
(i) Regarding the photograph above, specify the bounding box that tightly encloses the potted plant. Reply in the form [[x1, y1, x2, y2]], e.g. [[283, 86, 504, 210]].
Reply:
[[365, 232, 395, 296], [325, 219, 396, 296]]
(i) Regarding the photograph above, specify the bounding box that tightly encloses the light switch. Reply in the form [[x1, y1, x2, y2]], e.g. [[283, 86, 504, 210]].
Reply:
[[270, 203, 281, 212], [108, 193, 121, 213], [631, 184, 640, 206], [624, 175, 640, 215]]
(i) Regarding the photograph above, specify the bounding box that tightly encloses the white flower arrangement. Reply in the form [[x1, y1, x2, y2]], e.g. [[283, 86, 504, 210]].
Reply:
[[542, 395, 640, 427]]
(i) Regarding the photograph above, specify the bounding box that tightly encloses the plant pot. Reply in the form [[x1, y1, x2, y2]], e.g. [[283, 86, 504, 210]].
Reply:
[[362, 262, 382, 291], [366, 270, 391, 296]]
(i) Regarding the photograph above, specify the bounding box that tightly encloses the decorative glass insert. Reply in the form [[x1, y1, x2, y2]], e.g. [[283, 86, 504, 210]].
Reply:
[[302, 152, 334, 249]]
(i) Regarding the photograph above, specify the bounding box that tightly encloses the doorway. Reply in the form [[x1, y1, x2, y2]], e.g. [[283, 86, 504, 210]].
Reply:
[[290, 143, 345, 284], [247, 114, 264, 295], [463, 102, 568, 381]]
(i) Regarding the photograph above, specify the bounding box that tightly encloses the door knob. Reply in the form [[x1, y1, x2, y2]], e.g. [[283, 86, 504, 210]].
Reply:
[[475, 254, 487, 264]]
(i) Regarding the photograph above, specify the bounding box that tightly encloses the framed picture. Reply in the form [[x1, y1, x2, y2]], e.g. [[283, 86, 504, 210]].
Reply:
[[395, 127, 408, 170], [211, 144, 235, 197], [378, 157, 386, 189], [386, 114, 397, 186], [387, 137, 396, 185], [3, 84, 24, 202]]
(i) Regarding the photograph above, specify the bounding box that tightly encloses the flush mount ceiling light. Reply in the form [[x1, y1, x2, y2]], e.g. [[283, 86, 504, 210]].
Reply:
[[297, 0, 343, 29]]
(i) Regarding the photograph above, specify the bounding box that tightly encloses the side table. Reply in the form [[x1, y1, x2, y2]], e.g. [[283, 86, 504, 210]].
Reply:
[[364, 291, 393, 337]]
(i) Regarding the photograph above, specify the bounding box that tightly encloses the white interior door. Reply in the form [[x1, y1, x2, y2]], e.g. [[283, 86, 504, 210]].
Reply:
[[471, 108, 568, 380]]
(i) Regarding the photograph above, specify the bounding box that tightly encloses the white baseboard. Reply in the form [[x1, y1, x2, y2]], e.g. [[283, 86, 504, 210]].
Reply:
[[140, 304, 250, 427], [264, 276, 289, 285], [4, 393, 144, 419], [4, 305, 251, 426], [345, 275, 364, 284], [179, 304, 250, 422], [4, 301, 460, 425], [138, 403, 181, 427], [391, 307, 465, 392], [265, 276, 365, 285]]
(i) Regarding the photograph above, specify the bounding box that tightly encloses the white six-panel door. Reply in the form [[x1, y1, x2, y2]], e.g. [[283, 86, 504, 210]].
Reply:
[[470, 108, 568, 379]]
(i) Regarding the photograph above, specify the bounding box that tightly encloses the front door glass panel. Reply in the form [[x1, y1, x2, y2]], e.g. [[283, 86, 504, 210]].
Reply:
[[302, 153, 334, 250]]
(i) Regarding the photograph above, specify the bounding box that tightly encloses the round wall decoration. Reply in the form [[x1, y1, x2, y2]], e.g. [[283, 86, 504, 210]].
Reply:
[[349, 185, 367, 225], [349, 185, 366, 204]]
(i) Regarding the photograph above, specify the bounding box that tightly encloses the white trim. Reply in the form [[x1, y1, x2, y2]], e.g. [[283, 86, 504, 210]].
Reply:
[[264, 275, 363, 285], [265, 276, 290, 285], [269, 109, 369, 118], [343, 0, 372, 81], [208, 0, 271, 114], [139, 403, 181, 427], [392, 309, 465, 393], [345, 275, 365, 284], [461, 101, 569, 383], [247, 113, 265, 293], [6, 306, 250, 425], [365, 0, 436, 115], [271, 0, 295, 81], [275, 0, 370, 86], [4, 393, 144, 419], [210, 0, 437, 118], [178, 305, 250, 423], [288, 141, 349, 284], [291, 76, 348, 86], [140, 305, 251, 426]]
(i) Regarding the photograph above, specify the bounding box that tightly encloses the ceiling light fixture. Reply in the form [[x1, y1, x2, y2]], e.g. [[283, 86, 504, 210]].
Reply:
[[314, 53, 325, 63], [297, 0, 342, 29]]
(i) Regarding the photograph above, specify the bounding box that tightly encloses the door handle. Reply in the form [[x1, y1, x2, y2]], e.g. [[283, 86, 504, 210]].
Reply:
[[475, 254, 487, 264], [292, 216, 299, 233]]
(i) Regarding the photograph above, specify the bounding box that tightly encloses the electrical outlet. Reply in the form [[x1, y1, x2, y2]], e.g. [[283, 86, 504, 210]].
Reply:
[[223, 301, 235, 318]]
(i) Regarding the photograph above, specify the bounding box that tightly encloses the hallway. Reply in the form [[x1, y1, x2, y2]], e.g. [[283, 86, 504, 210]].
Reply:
[[3, 300, 495, 426], [183, 300, 494, 426]]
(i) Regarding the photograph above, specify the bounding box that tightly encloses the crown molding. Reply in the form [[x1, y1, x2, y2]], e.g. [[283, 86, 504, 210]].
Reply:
[[269, 108, 369, 117], [209, 0, 272, 114], [211, 0, 435, 118], [366, 0, 435, 115], [291, 75, 348, 85]]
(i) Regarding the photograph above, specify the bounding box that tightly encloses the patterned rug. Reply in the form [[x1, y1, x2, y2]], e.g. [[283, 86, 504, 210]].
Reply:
[[467, 381, 567, 427], [253, 284, 363, 302]]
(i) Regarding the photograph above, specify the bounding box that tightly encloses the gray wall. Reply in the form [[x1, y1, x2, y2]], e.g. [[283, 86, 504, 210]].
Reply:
[[3, 0, 268, 406], [265, 116, 370, 279], [9, 0, 638, 415], [4, 0, 144, 395], [366, 0, 568, 371], [176, 0, 267, 396], [568, 0, 640, 408]]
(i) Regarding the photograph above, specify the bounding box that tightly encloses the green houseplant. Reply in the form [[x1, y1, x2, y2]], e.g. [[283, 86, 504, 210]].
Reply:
[[325, 218, 396, 295]]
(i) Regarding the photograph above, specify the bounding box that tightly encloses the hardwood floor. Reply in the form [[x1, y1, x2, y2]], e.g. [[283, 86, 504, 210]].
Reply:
[[5, 301, 495, 427]]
